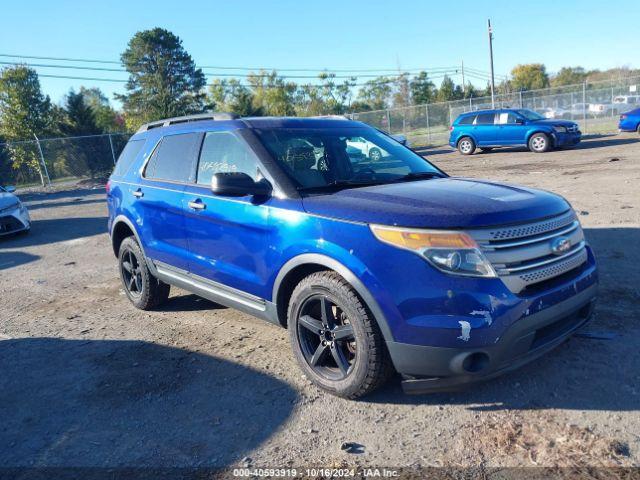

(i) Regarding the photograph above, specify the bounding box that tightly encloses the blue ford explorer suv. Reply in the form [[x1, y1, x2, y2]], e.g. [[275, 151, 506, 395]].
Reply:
[[107, 113, 598, 398], [449, 108, 581, 155]]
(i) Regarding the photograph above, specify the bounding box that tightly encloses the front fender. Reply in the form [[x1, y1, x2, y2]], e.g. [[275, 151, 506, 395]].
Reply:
[[272, 250, 395, 343]]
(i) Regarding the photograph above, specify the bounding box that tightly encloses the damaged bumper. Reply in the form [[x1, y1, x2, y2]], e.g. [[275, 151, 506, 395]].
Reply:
[[390, 282, 597, 394]]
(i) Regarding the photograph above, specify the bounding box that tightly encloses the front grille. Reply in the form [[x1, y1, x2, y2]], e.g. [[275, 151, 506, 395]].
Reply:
[[567, 125, 579, 133], [468, 211, 588, 293], [0, 215, 25, 234]]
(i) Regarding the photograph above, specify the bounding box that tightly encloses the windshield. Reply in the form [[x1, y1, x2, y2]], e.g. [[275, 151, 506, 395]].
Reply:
[[516, 109, 545, 121], [254, 127, 444, 191]]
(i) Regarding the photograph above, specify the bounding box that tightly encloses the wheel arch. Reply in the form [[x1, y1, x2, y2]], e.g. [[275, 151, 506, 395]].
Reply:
[[526, 129, 554, 146], [272, 253, 394, 342], [456, 134, 477, 147]]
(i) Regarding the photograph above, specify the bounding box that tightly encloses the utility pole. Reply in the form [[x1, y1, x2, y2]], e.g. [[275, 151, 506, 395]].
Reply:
[[461, 60, 466, 95], [488, 19, 496, 108]]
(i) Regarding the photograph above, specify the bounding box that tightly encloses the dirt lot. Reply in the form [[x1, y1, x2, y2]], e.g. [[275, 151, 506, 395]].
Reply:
[[1, 134, 639, 475]]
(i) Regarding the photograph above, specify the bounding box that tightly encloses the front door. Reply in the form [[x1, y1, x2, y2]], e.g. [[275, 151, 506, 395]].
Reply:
[[183, 130, 273, 299], [495, 111, 528, 145]]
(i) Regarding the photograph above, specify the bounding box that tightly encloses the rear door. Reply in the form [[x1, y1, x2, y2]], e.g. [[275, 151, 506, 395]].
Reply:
[[495, 111, 528, 145], [472, 112, 497, 145], [182, 130, 273, 298], [133, 131, 202, 271]]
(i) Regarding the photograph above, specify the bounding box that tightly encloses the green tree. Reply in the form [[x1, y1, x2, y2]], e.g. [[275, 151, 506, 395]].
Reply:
[[59, 89, 112, 178], [116, 28, 206, 129], [436, 75, 461, 102], [551, 67, 587, 87], [392, 73, 411, 108], [247, 70, 297, 116], [356, 77, 392, 110], [510, 63, 550, 91], [79, 87, 124, 132], [208, 78, 260, 116], [0, 66, 52, 183], [410, 71, 436, 105], [296, 73, 356, 116]]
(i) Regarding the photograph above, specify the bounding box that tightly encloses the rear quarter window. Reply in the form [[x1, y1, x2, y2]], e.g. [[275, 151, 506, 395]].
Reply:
[[112, 139, 145, 177], [144, 132, 203, 183], [475, 113, 496, 124], [458, 115, 475, 125]]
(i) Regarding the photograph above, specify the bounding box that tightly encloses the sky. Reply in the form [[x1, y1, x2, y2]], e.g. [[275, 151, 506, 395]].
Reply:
[[0, 0, 637, 106]]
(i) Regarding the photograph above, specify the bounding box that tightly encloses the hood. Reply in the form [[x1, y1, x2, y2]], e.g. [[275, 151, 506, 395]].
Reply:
[[0, 191, 19, 209], [302, 178, 570, 228], [530, 118, 576, 127]]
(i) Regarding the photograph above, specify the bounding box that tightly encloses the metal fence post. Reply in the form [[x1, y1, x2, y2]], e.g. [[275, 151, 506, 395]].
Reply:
[[519, 91, 523, 108], [108, 134, 117, 165], [33, 134, 51, 188], [386, 109, 391, 133], [425, 104, 431, 145], [582, 81, 587, 134]]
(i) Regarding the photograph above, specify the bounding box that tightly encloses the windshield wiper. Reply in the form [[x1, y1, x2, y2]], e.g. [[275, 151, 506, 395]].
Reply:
[[297, 179, 384, 192], [393, 171, 445, 182]]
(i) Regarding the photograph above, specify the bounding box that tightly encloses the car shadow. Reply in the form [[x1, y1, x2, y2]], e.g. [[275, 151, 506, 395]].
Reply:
[[17, 187, 106, 203], [412, 145, 454, 156], [163, 294, 228, 312], [0, 250, 40, 270], [0, 216, 107, 249], [24, 197, 106, 212], [366, 227, 640, 412], [0, 338, 297, 470]]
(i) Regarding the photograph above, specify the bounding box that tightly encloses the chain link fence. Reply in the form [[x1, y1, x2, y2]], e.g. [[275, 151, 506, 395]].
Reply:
[[0, 133, 131, 189], [350, 75, 640, 146]]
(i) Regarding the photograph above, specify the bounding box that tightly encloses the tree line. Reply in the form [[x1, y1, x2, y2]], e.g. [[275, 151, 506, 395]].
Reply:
[[1, 27, 638, 182]]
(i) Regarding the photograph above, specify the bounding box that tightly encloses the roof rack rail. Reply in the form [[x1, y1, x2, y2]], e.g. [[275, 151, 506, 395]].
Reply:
[[310, 115, 352, 120], [136, 112, 239, 133]]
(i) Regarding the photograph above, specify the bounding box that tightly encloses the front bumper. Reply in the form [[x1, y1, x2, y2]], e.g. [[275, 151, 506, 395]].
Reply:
[[391, 282, 597, 394], [553, 131, 581, 146], [0, 205, 31, 236]]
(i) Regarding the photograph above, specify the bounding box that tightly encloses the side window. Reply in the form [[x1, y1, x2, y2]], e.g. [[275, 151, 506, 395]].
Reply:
[[458, 115, 475, 125], [474, 113, 495, 124], [113, 139, 145, 177], [144, 132, 202, 183], [196, 131, 260, 186], [496, 112, 519, 124]]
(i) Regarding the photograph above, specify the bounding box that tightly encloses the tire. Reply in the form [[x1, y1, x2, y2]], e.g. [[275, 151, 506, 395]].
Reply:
[[528, 132, 551, 153], [636, 124, 640, 135], [457, 137, 475, 155], [479, 147, 493, 153], [118, 236, 170, 310], [368, 148, 382, 161], [287, 271, 392, 399]]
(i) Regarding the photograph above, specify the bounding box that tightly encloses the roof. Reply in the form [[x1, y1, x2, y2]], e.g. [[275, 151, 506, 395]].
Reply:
[[135, 113, 365, 135]]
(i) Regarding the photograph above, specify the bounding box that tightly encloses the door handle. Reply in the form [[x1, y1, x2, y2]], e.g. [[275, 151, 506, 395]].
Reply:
[[132, 189, 144, 198], [188, 199, 206, 210]]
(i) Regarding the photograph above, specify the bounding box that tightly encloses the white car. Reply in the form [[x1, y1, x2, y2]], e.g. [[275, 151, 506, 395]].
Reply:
[[348, 133, 411, 161], [0, 185, 30, 236], [612, 95, 640, 114]]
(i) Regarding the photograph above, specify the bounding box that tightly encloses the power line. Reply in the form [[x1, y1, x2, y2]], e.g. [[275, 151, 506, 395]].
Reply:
[[0, 53, 498, 77], [0, 60, 466, 80], [31, 71, 456, 89]]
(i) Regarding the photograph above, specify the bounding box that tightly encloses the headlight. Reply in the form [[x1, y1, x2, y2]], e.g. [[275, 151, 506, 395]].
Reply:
[[370, 225, 497, 278], [0, 202, 19, 214], [553, 125, 568, 133]]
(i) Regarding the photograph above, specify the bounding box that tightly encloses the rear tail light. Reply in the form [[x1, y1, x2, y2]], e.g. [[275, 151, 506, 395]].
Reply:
[[620, 114, 627, 120], [105, 180, 111, 195], [449, 125, 454, 131]]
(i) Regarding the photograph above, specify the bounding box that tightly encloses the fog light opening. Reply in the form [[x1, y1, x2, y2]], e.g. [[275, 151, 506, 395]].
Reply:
[[462, 352, 490, 374]]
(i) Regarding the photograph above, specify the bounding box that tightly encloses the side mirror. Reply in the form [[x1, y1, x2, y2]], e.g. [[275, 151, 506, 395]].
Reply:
[[211, 172, 272, 197], [5, 186, 16, 193], [515, 118, 525, 125]]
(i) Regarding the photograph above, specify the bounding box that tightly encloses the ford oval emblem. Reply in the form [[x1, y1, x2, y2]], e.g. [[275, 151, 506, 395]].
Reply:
[[550, 236, 571, 255]]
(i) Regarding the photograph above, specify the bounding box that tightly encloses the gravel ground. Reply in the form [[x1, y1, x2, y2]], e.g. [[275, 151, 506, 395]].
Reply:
[[1, 133, 639, 475]]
